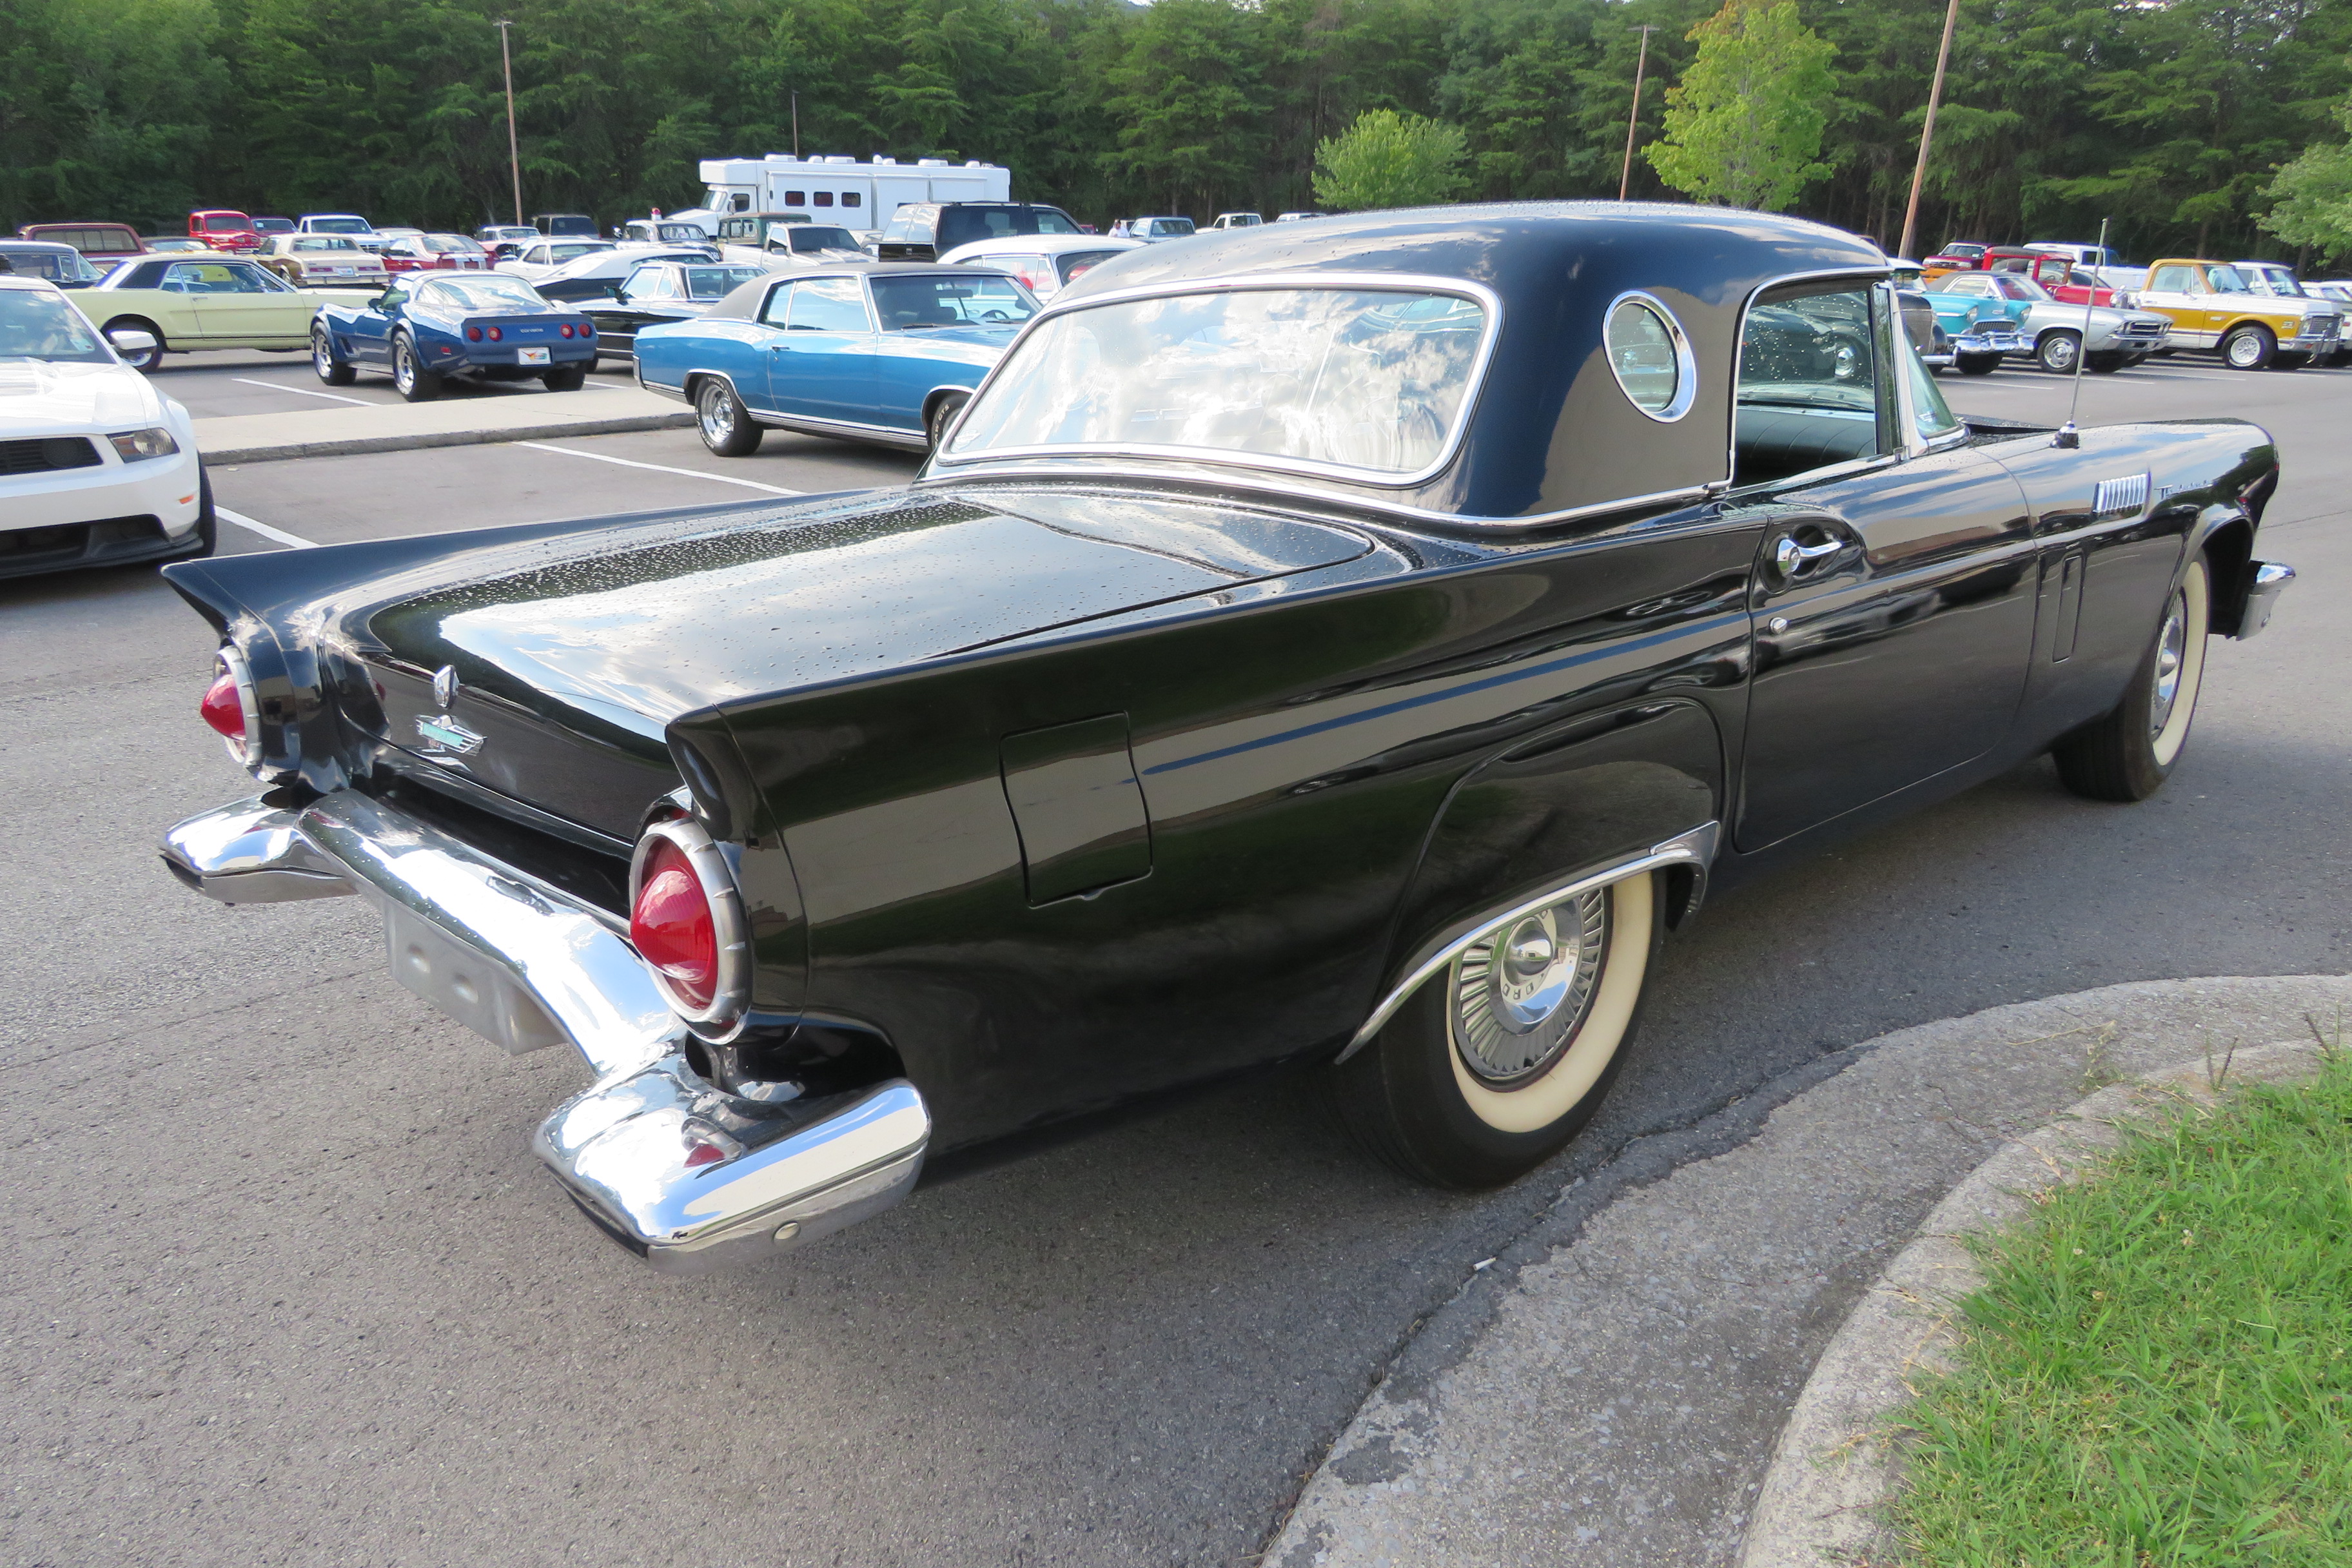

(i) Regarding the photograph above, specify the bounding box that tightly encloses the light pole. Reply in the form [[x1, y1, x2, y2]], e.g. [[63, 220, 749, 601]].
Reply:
[[1619, 25, 1658, 202], [496, 19, 523, 227], [1897, 0, 1961, 260]]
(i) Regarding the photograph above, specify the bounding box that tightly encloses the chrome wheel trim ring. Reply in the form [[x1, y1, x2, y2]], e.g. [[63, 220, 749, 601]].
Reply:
[[1451, 888, 1610, 1084], [2226, 333, 2260, 368], [393, 340, 414, 392], [312, 332, 332, 375], [2148, 587, 2188, 738], [700, 385, 734, 442], [2044, 335, 2077, 371]]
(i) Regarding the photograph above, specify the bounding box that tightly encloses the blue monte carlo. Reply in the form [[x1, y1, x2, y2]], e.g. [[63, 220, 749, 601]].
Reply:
[[311, 272, 599, 402], [633, 264, 1040, 455]]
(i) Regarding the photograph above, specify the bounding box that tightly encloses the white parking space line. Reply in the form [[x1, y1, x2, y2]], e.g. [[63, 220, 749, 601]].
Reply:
[[214, 506, 318, 549], [514, 442, 805, 495], [231, 377, 374, 407]]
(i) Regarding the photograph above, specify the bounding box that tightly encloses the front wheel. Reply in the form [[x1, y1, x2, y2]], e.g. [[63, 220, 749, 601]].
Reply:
[[1955, 353, 2000, 376], [391, 335, 442, 402], [1331, 870, 1661, 1188], [2053, 555, 2211, 801], [696, 378, 762, 456], [2220, 324, 2275, 371], [925, 391, 969, 452], [2035, 330, 2081, 374], [107, 319, 164, 373], [312, 328, 355, 386]]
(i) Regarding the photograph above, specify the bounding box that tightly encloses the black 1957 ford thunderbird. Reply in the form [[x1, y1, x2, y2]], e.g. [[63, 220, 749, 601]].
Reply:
[[161, 204, 2294, 1273]]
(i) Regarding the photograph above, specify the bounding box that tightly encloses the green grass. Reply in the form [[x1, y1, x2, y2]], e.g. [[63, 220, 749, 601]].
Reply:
[[1888, 1048, 2352, 1567]]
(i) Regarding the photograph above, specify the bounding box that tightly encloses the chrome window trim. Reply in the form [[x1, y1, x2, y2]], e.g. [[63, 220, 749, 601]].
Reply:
[[933, 270, 1505, 491], [1335, 822, 1721, 1064], [1603, 289, 1700, 422]]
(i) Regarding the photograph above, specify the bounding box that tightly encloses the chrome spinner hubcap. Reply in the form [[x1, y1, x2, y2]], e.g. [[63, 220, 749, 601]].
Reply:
[[1452, 889, 1610, 1083], [2150, 588, 2188, 737], [701, 391, 732, 440]]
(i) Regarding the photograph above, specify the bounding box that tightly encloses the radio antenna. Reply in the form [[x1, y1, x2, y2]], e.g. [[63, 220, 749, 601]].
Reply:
[[2054, 216, 2109, 448]]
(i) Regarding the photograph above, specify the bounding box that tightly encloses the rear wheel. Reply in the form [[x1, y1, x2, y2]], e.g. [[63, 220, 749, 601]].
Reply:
[[312, 328, 355, 386], [2053, 555, 2211, 801], [186, 467, 219, 558], [2035, 330, 2081, 373], [391, 335, 441, 402], [1331, 871, 1661, 1188], [696, 378, 762, 456], [542, 364, 587, 392], [2220, 324, 2275, 371]]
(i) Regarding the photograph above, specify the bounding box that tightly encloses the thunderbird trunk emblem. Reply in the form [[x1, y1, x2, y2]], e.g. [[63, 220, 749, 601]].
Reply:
[[416, 714, 483, 756]]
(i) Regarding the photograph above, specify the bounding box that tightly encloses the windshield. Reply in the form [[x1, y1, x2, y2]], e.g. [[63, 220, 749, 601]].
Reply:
[[424, 235, 484, 254], [870, 273, 1037, 330], [2241, 266, 2303, 297], [306, 217, 371, 235], [783, 226, 861, 254], [949, 286, 1487, 477], [197, 213, 251, 230], [937, 206, 1082, 250], [0, 289, 113, 363], [1997, 275, 2052, 302], [685, 265, 767, 300], [419, 275, 546, 309]]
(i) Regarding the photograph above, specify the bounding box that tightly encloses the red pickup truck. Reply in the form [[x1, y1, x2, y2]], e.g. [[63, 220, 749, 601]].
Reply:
[[188, 209, 265, 253]]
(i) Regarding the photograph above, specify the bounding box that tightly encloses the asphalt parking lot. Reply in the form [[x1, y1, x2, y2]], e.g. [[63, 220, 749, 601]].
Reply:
[[4, 352, 2347, 1566]]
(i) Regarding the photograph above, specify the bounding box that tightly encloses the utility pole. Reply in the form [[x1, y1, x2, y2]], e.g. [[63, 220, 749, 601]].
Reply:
[[1619, 25, 1658, 202], [1897, 0, 1961, 260], [792, 90, 801, 159], [496, 19, 523, 226]]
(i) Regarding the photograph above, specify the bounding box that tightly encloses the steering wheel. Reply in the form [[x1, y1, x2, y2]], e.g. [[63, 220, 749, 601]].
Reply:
[[977, 309, 1010, 323]]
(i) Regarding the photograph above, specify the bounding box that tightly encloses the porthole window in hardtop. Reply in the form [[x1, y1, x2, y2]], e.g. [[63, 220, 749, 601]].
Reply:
[[1732, 279, 1886, 487], [946, 286, 1489, 480], [1604, 293, 1694, 420]]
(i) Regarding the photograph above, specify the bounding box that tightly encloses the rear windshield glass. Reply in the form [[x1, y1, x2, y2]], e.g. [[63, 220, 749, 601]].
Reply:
[[869, 273, 1037, 331], [1055, 249, 1124, 284], [685, 265, 767, 300], [948, 287, 1487, 477], [424, 235, 484, 254], [936, 206, 1083, 250], [0, 288, 113, 363], [420, 275, 547, 310]]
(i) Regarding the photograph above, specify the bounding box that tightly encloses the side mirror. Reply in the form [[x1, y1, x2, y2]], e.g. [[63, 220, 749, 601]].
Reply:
[[108, 328, 158, 355]]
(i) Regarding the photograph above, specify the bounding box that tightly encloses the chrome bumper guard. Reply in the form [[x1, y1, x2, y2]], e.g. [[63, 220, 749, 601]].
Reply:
[[2235, 560, 2295, 640], [1955, 329, 2028, 355], [160, 792, 931, 1272]]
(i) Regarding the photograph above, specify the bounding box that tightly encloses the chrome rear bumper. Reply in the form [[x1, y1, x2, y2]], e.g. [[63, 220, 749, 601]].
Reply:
[[161, 792, 930, 1271], [2235, 560, 2295, 640]]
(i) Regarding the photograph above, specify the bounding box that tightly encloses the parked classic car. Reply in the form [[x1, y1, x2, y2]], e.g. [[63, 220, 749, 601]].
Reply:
[[2133, 259, 2342, 369], [257, 233, 391, 289], [380, 233, 491, 274], [188, 209, 266, 253], [1921, 240, 1988, 274], [77, 253, 375, 371], [475, 224, 540, 260], [0, 240, 104, 288], [157, 204, 2293, 1275], [1892, 263, 2028, 373], [311, 271, 598, 400], [718, 222, 870, 269], [634, 263, 1039, 454], [1928, 270, 2170, 372], [297, 214, 382, 248], [582, 260, 776, 360], [18, 222, 145, 272], [1211, 212, 1264, 230], [876, 202, 1085, 262], [0, 275, 213, 578], [936, 234, 1144, 301]]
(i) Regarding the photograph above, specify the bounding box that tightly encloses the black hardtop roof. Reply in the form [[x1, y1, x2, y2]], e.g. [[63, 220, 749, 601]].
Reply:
[[967, 202, 1892, 527]]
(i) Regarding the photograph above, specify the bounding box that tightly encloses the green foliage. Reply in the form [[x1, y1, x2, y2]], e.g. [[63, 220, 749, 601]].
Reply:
[[2, 0, 2348, 262], [1892, 1052, 2352, 1564], [2261, 95, 2352, 263], [1644, 0, 1834, 211], [1312, 110, 1468, 211]]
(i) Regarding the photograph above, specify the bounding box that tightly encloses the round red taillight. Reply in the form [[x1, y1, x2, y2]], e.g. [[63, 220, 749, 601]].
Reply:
[[579, 322, 594, 338], [487, 326, 503, 342], [631, 838, 717, 1008], [466, 326, 482, 341], [200, 671, 244, 741], [559, 322, 573, 338]]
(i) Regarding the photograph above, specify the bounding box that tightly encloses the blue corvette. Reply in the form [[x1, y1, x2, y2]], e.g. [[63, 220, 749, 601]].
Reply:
[[633, 264, 1039, 455], [311, 272, 598, 402]]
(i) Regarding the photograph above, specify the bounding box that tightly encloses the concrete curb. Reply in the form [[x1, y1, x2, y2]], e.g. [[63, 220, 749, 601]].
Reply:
[[197, 410, 693, 465], [1736, 1036, 2331, 1568]]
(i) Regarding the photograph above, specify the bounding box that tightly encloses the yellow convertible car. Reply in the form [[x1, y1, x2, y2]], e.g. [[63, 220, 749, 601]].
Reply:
[[72, 251, 375, 371]]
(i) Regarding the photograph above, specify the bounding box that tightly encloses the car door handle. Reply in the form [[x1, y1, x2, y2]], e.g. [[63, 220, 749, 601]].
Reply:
[[1773, 534, 1845, 578]]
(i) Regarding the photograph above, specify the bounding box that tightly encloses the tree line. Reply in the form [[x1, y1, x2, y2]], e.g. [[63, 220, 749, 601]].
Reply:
[[5, 0, 2348, 265]]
